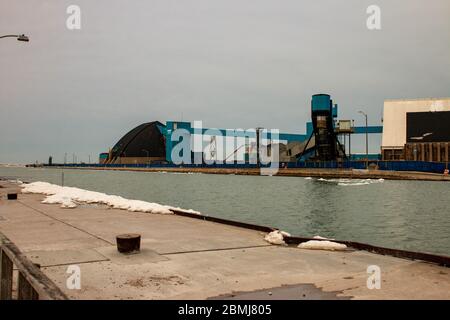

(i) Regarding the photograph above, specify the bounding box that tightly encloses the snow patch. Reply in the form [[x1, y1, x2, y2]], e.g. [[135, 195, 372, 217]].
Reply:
[[264, 230, 291, 245], [8, 179, 23, 185], [21, 181, 201, 214], [298, 240, 347, 251], [313, 235, 335, 240], [58, 196, 77, 209]]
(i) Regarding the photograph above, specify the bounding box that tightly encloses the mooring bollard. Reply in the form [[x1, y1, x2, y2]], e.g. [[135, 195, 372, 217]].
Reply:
[[116, 234, 141, 254], [7, 193, 18, 200]]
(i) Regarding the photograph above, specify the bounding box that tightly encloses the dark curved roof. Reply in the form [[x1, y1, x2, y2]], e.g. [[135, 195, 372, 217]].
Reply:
[[111, 121, 166, 159]]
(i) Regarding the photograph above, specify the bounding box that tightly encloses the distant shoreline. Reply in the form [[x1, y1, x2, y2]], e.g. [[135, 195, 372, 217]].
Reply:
[[0, 164, 26, 168], [44, 165, 450, 182]]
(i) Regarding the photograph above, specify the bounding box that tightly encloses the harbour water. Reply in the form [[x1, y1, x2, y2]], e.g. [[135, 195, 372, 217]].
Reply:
[[1, 167, 449, 255]]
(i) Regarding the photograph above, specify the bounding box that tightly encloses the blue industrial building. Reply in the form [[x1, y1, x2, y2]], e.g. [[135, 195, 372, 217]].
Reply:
[[101, 94, 383, 165]]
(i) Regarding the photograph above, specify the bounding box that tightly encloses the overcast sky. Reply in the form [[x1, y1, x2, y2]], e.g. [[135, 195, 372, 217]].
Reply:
[[1, 0, 449, 163]]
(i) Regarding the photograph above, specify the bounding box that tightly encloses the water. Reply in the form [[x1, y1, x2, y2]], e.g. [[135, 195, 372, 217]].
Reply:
[[1, 167, 449, 256]]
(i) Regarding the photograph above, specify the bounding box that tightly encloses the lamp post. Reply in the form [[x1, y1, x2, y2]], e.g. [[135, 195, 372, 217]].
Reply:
[[0, 34, 29, 42], [142, 149, 150, 165], [358, 111, 368, 168], [256, 127, 263, 168]]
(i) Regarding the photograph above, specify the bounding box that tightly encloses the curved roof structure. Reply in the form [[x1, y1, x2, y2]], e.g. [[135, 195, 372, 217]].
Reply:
[[110, 121, 166, 161]]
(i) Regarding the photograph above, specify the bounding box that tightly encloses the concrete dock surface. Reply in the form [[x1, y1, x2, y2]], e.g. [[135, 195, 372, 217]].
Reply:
[[1, 181, 449, 300]]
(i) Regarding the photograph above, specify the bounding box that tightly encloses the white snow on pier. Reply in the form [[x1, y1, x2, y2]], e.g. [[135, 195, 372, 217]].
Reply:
[[21, 181, 201, 215], [264, 230, 291, 245], [298, 240, 347, 251]]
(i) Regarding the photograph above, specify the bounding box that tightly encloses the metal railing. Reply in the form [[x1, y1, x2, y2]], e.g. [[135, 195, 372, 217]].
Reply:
[[0, 233, 68, 300]]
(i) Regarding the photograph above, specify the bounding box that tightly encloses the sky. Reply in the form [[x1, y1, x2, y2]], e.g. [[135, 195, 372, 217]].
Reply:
[[1, 0, 449, 164]]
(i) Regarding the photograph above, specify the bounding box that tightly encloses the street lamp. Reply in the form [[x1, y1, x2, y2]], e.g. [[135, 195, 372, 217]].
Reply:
[[256, 127, 263, 168], [0, 34, 29, 42], [358, 111, 369, 168], [142, 149, 150, 165]]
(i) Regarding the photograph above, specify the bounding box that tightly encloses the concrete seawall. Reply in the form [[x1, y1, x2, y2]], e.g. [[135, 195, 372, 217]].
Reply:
[[1, 180, 450, 299], [53, 166, 450, 181]]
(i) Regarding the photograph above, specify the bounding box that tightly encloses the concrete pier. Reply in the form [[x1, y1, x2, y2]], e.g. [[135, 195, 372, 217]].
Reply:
[[1, 181, 449, 299], [55, 166, 450, 181]]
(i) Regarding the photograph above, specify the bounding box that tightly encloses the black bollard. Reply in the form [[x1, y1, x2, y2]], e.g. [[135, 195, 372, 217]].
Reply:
[[7, 193, 18, 200], [116, 234, 141, 254]]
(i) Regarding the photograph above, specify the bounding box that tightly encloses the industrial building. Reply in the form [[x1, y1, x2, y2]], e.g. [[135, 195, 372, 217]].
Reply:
[[381, 98, 450, 161], [99, 95, 450, 168], [106, 121, 166, 164], [101, 94, 381, 165]]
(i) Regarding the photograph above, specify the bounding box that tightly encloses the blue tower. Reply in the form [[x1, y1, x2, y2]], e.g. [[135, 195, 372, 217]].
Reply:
[[297, 94, 346, 161]]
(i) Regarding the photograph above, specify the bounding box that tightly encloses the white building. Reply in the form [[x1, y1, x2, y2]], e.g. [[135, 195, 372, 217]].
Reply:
[[381, 98, 450, 160]]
